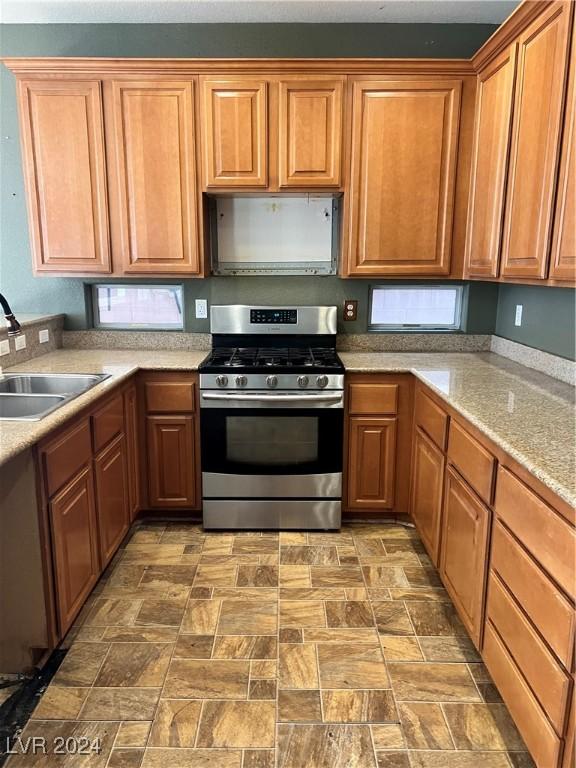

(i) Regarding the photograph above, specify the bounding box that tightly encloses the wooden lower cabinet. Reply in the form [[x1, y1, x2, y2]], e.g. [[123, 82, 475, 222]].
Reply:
[[94, 433, 130, 568], [410, 427, 445, 565], [124, 384, 140, 521], [347, 417, 397, 510], [147, 415, 197, 508], [49, 466, 100, 635], [440, 467, 491, 647]]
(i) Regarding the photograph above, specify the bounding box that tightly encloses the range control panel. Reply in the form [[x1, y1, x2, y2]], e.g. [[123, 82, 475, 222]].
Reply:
[[250, 309, 297, 324]]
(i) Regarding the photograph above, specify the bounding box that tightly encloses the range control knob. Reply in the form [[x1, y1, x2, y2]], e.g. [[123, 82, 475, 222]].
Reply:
[[215, 375, 229, 387], [297, 375, 309, 388], [316, 375, 329, 389], [266, 375, 278, 389], [235, 375, 248, 387]]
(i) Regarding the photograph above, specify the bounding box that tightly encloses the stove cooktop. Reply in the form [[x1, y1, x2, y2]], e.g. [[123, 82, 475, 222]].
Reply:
[[200, 346, 344, 373]]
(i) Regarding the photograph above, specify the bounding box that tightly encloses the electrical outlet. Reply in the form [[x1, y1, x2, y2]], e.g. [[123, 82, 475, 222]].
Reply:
[[344, 299, 358, 321], [39, 329, 50, 343], [14, 334, 27, 351], [514, 304, 523, 327], [0, 340, 9, 356], [195, 299, 208, 319]]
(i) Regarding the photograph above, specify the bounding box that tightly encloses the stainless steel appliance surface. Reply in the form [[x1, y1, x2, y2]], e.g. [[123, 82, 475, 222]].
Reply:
[[199, 305, 344, 530]]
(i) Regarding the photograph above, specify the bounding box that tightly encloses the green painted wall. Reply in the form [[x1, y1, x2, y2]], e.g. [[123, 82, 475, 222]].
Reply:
[[1, 23, 571, 356], [496, 284, 576, 360]]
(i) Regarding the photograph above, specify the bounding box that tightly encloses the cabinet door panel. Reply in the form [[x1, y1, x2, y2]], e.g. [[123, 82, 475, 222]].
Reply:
[[94, 434, 130, 567], [18, 79, 110, 274], [347, 417, 397, 510], [411, 428, 445, 566], [124, 385, 140, 521], [465, 45, 517, 278], [50, 467, 100, 635], [346, 79, 461, 275], [202, 79, 267, 188], [278, 78, 344, 187], [108, 80, 201, 274], [440, 468, 490, 647], [147, 415, 196, 507], [501, 1, 573, 279], [550, 21, 576, 281]]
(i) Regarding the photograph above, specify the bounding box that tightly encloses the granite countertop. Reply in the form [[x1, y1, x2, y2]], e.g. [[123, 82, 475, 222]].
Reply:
[[0, 348, 574, 508]]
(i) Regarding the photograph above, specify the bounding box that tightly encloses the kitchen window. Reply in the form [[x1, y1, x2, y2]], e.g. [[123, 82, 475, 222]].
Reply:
[[92, 285, 184, 330], [369, 286, 464, 331]]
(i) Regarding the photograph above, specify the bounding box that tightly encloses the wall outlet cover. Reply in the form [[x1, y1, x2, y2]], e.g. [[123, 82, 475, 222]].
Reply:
[[14, 334, 27, 351], [39, 329, 50, 343], [195, 299, 208, 319], [0, 340, 9, 356], [344, 299, 358, 321], [514, 304, 523, 327]]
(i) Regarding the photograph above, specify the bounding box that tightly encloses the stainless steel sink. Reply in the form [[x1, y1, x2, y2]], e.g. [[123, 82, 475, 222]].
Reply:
[[0, 373, 110, 420]]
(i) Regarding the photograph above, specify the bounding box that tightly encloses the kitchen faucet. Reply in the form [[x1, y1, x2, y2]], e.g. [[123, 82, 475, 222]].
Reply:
[[0, 293, 21, 336]]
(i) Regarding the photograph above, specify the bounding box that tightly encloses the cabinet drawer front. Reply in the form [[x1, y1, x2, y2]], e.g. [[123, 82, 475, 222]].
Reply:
[[415, 387, 448, 450], [486, 572, 571, 732], [491, 519, 575, 668], [447, 421, 495, 503], [483, 622, 562, 768], [92, 392, 124, 453], [348, 383, 398, 415], [42, 418, 92, 498], [495, 467, 576, 598], [145, 381, 196, 413]]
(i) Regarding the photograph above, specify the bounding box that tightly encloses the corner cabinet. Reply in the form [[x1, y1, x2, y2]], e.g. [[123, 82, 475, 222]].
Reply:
[[17, 79, 111, 274], [343, 78, 462, 276]]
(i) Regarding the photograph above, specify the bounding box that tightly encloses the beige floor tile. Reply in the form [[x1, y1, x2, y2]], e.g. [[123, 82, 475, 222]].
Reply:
[[84, 599, 142, 627], [355, 540, 386, 558], [280, 546, 339, 565], [107, 747, 144, 767], [94, 643, 172, 687], [278, 690, 323, 722], [317, 643, 389, 689], [388, 663, 481, 702], [304, 628, 379, 643], [277, 724, 376, 768], [213, 635, 277, 659], [442, 703, 527, 751], [102, 627, 178, 643], [121, 545, 185, 565], [139, 565, 197, 588], [371, 723, 405, 749], [249, 679, 277, 699], [402, 568, 443, 588], [405, 602, 467, 636], [310, 566, 365, 587], [280, 587, 345, 600], [380, 636, 424, 662], [141, 748, 242, 767], [115, 721, 152, 748], [51, 642, 110, 686], [232, 537, 278, 555], [78, 688, 161, 720], [279, 643, 319, 689], [194, 563, 237, 587], [243, 750, 275, 768], [325, 601, 374, 628], [251, 660, 277, 678], [362, 566, 409, 588], [376, 752, 410, 768], [322, 690, 397, 723], [408, 753, 511, 768], [31, 686, 89, 719], [202, 535, 234, 555], [134, 597, 187, 627], [398, 702, 454, 749], [280, 532, 308, 545], [173, 634, 214, 659], [280, 628, 303, 643], [181, 599, 221, 634], [218, 600, 278, 635], [148, 699, 202, 747], [5, 720, 119, 767], [236, 565, 278, 586], [280, 600, 326, 628], [389, 588, 450, 602], [279, 565, 311, 588], [213, 587, 278, 600], [418, 636, 481, 662], [196, 700, 276, 747], [373, 602, 414, 635], [163, 659, 249, 699], [382, 538, 426, 555]]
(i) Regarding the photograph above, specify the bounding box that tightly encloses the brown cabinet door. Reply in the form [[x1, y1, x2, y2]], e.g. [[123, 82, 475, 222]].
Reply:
[[550, 20, 576, 282], [147, 415, 196, 507], [410, 428, 445, 566], [347, 417, 397, 510], [107, 80, 201, 274], [278, 78, 344, 187], [201, 78, 268, 188], [500, 1, 573, 279], [94, 433, 130, 567], [440, 468, 491, 647], [465, 45, 517, 278], [18, 79, 110, 274], [49, 466, 100, 635], [344, 78, 461, 276], [124, 385, 140, 521]]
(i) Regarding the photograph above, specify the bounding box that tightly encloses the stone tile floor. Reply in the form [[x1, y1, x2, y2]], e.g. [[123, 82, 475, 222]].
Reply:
[[5, 522, 536, 767]]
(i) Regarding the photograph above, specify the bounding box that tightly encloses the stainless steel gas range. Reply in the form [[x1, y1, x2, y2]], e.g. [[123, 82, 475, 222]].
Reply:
[[199, 305, 344, 530]]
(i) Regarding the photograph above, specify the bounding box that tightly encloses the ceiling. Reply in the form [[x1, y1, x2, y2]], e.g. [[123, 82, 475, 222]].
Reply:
[[1, 0, 521, 25]]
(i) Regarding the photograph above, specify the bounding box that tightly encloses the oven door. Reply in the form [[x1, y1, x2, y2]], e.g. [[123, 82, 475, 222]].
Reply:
[[200, 398, 343, 499]]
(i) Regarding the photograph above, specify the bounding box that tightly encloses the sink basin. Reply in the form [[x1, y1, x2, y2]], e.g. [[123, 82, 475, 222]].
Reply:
[[0, 373, 110, 420]]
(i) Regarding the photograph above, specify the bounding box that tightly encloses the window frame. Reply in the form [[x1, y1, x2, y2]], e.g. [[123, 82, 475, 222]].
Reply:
[[368, 285, 465, 332], [91, 283, 185, 331]]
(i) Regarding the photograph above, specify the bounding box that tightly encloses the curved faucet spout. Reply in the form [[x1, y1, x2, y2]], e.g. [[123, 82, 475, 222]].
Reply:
[[0, 293, 21, 336]]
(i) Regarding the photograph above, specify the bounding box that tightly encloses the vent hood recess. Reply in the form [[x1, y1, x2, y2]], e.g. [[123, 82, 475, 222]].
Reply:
[[209, 195, 340, 276]]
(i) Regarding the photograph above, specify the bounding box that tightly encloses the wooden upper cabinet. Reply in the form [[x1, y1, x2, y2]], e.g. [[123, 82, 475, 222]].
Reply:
[[201, 78, 268, 188], [106, 80, 201, 274], [465, 45, 517, 278], [278, 78, 344, 187], [18, 79, 110, 274], [344, 78, 461, 276], [500, 1, 573, 279], [550, 19, 576, 282]]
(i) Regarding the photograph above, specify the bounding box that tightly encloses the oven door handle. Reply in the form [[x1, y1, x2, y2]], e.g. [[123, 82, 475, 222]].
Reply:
[[201, 392, 343, 405]]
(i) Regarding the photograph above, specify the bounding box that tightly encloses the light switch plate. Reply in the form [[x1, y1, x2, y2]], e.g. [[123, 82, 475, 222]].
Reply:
[[14, 334, 27, 351], [195, 299, 208, 319], [514, 304, 523, 327], [39, 329, 50, 343], [0, 339, 9, 356]]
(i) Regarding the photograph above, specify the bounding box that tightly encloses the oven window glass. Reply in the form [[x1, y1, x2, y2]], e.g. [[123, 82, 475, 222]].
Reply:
[[226, 416, 318, 466]]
